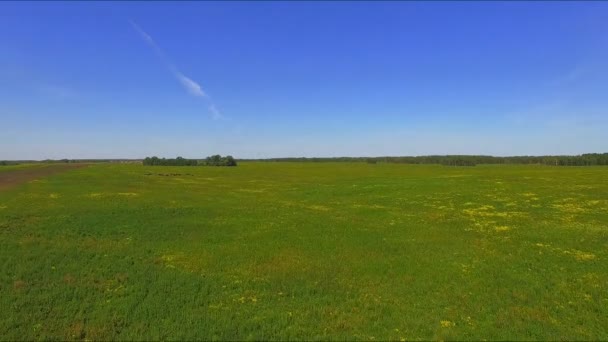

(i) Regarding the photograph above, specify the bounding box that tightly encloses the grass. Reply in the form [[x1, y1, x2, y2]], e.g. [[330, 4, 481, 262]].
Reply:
[[1, 162, 607, 340], [0, 163, 48, 173]]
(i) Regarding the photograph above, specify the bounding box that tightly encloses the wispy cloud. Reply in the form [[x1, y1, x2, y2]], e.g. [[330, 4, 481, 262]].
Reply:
[[36, 83, 75, 99], [562, 66, 586, 83], [208, 104, 222, 120], [130, 20, 165, 64], [549, 65, 587, 86], [174, 71, 206, 97], [130, 21, 155, 46], [504, 101, 564, 126], [130, 20, 223, 119]]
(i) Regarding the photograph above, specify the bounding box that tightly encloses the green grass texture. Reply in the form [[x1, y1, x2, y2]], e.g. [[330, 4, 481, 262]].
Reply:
[[1, 162, 607, 340]]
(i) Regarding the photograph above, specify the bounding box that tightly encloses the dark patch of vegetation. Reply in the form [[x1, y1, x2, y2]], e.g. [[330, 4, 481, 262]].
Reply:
[[0, 161, 20, 166], [42, 159, 80, 163], [5, 153, 608, 167], [203, 155, 237, 167], [440, 157, 477, 166], [144, 173, 194, 176], [143, 156, 198, 166], [241, 153, 608, 166], [142, 155, 237, 167]]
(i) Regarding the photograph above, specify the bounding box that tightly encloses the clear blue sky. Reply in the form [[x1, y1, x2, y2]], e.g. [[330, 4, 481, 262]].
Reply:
[[2, 1, 608, 159]]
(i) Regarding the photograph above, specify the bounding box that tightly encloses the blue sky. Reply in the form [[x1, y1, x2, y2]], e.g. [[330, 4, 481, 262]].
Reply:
[[1, 1, 608, 159]]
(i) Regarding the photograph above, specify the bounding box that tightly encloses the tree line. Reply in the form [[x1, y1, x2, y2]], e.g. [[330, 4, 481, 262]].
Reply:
[[3, 153, 608, 167], [240, 153, 608, 166], [142, 155, 237, 167]]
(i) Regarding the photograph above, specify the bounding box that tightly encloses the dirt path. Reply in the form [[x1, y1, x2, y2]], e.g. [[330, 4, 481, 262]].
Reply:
[[0, 164, 88, 192]]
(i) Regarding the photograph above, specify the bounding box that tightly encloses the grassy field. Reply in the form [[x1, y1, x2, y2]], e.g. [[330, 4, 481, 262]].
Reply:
[[1, 162, 607, 340], [0, 164, 49, 173]]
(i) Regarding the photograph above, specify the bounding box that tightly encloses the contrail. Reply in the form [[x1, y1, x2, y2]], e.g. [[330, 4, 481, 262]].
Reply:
[[130, 20, 223, 119], [129, 20, 166, 63]]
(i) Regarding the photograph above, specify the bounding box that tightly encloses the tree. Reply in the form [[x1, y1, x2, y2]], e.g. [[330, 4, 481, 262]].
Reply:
[[223, 155, 237, 166], [142, 155, 237, 167]]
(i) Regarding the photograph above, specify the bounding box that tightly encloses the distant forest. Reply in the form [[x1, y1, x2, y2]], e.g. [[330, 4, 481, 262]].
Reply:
[[142, 155, 237, 167], [240, 153, 608, 166], [2, 153, 608, 166]]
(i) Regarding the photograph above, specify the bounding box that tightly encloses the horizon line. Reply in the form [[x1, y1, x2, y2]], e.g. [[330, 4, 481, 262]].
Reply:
[[2, 152, 608, 162]]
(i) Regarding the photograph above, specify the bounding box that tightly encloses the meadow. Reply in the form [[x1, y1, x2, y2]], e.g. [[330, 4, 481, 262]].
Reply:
[[0, 162, 607, 340]]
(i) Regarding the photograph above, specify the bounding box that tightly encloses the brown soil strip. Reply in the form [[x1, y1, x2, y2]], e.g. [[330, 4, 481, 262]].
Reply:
[[0, 164, 88, 192]]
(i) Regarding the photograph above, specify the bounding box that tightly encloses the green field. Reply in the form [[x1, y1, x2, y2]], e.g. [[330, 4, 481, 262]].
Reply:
[[1, 162, 607, 340]]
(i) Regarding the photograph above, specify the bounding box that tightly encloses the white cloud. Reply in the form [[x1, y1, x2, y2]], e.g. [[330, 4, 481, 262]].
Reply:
[[175, 71, 206, 97], [130, 20, 223, 120]]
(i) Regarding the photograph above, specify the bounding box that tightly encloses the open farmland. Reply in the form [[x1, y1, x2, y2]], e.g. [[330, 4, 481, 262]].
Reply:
[[1, 162, 607, 340]]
